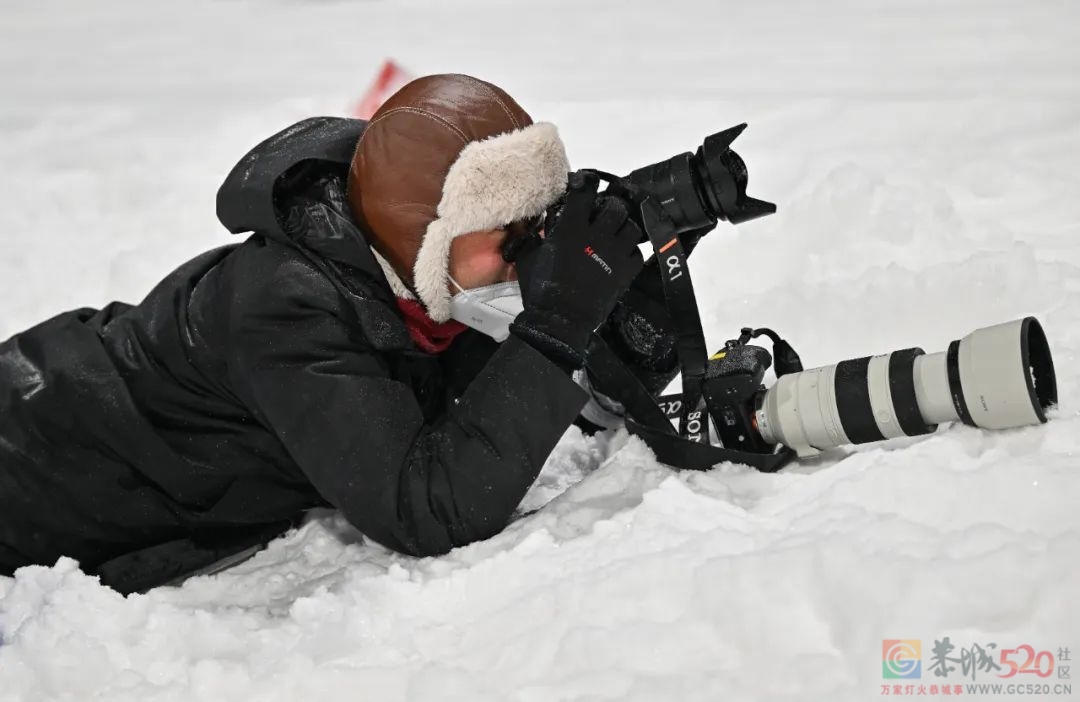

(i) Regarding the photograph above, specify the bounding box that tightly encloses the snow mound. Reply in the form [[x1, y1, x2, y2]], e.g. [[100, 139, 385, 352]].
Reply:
[[3, 0, 1080, 700]]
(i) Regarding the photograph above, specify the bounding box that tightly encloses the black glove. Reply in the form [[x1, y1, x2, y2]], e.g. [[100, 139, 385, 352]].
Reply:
[[510, 171, 645, 369], [594, 220, 717, 396]]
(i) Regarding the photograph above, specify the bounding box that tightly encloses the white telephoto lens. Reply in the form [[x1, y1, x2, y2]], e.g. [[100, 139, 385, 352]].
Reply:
[[755, 317, 1056, 457]]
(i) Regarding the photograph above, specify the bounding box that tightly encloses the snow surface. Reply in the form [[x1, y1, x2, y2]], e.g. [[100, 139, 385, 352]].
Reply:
[[2, 0, 1079, 700]]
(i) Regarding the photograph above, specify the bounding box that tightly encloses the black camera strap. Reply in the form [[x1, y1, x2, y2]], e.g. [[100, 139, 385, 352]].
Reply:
[[585, 335, 677, 433], [583, 171, 793, 473], [637, 195, 712, 443], [586, 337, 793, 472], [586, 171, 711, 443]]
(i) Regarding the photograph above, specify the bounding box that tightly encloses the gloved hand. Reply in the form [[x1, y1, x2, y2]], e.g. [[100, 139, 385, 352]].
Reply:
[[594, 219, 717, 397], [510, 171, 645, 369]]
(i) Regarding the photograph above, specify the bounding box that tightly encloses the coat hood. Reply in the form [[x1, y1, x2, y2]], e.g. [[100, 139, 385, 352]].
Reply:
[[216, 116, 387, 279], [216, 116, 411, 350]]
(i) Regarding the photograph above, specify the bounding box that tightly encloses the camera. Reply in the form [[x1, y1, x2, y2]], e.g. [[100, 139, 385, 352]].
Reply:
[[582, 126, 1059, 472], [669, 318, 1056, 469]]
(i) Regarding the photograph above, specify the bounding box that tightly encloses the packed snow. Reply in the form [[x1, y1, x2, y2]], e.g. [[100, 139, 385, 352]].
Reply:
[[2, 0, 1079, 700]]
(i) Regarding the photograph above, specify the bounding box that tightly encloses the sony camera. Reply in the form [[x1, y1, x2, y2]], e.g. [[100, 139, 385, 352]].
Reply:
[[580, 125, 1059, 471]]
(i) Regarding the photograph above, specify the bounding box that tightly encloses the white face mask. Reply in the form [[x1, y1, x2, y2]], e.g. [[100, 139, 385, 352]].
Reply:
[[448, 277, 524, 342]]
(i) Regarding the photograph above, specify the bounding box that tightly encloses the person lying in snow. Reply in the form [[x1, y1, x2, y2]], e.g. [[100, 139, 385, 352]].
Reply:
[[0, 74, 710, 594]]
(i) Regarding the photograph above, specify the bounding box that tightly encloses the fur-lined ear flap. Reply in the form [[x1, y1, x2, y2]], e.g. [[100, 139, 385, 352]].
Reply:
[[413, 218, 457, 321], [411, 121, 570, 321], [435, 122, 569, 228]]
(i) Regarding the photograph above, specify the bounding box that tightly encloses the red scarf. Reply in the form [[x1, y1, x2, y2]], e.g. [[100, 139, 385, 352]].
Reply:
[[395, 297, 468, 354]]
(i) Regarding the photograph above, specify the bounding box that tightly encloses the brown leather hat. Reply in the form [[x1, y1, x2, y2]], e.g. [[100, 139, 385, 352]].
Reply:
[[347, 73, 570, 321]]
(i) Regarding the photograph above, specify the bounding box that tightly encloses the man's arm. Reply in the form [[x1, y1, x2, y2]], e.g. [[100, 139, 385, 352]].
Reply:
[[228, 260, 587, 558]]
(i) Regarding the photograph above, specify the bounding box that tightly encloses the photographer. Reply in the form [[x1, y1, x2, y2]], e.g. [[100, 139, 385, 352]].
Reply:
[[0, 74, 693, 594]]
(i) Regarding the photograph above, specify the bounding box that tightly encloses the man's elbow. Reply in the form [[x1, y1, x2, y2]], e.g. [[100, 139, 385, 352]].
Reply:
[[347, 506, 506, 559], [407, 510, 508, 558]]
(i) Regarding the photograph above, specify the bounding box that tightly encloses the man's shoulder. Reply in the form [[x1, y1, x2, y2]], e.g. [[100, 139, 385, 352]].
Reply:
[[225, 236, 340, 310], [232, 234, 340, 283], [231, 235, 384, 297], [224, 234, 410, 351]]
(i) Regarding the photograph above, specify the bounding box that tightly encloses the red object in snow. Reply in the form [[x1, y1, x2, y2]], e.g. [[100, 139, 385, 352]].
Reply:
[[353, 60, 414, 120]]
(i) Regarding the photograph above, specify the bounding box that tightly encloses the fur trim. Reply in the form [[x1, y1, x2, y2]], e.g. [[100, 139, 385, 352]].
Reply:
[[413, 121, 569, 322], [371, 246, 415, 299]]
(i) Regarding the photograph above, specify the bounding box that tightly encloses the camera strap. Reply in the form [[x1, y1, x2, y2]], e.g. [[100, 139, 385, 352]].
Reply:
[[582, 171, 793, 472], [585, 171, 711, 442], [636, 194, 712, 443]]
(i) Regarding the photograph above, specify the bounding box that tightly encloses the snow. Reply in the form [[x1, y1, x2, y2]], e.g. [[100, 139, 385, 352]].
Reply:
[[2, 0, 1079, 700]]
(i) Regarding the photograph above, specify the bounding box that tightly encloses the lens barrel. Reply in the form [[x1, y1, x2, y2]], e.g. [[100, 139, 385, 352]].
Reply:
[[754, 317, 1057, 457], [627, 152, 716, 235], [625, 124, 776, 235]]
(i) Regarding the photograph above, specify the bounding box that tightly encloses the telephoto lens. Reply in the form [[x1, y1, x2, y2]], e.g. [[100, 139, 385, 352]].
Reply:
[[753, 318, 1057, 458]]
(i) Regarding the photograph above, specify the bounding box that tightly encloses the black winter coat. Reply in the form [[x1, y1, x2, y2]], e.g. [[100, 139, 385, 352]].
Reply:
[[0, 116, 678, 591], [0, 118, 680, 594]]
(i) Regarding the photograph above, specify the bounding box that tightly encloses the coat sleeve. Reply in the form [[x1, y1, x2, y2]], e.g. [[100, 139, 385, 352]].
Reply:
[[226, 258, 588, 557]]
